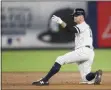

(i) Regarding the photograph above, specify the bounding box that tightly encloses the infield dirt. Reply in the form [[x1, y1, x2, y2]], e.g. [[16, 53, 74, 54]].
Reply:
[[2, 72, 111, 90]]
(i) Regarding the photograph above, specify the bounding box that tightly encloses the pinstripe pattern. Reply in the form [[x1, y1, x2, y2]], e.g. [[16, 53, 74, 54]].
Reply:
[[74, 26, 80, 33]]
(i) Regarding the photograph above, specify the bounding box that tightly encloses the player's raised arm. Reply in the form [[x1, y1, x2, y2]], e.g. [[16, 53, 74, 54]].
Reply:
[[51, 15, 78, 33]]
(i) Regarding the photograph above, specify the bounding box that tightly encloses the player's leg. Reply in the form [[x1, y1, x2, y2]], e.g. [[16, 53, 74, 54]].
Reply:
[[78, 61, 102, 85], [77, 48, 95, 82], [78, 49, 102, 85], [41, 47, 90, 82], [55, 47, 90, 65], [32, 47, 95, 85], [40, 50, 83, 83], [77, 59, 96, 84], [32, 47, 88, 85]]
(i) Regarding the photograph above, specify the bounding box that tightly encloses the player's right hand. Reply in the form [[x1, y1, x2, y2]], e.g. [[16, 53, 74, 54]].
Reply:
[[51, 15, 63, 24]]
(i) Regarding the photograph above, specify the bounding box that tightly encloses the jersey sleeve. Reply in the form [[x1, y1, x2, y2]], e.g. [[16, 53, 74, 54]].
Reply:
[[65, 25, 80, 33]]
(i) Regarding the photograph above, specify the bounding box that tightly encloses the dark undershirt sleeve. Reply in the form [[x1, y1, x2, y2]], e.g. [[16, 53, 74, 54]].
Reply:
[[65, 25, 80, 33]]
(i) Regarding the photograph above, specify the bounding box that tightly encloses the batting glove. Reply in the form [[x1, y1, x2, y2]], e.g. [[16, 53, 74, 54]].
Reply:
[[51, 15, 63, 24]]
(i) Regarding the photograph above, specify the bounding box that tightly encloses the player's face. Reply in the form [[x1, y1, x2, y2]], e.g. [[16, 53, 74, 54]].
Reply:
[[74, 15, 84, 24], [74, 16, 81, 23]]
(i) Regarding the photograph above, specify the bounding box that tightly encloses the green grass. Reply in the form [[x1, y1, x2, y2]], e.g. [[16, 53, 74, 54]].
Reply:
[[2, 49, 111, 72]]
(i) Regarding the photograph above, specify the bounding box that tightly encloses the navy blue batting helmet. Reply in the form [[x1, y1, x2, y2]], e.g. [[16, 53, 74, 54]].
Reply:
[[71, 8, 85, 18]]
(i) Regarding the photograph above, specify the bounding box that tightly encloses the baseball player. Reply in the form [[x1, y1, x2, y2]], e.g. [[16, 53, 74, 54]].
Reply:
[[32, 8, 102, 86]]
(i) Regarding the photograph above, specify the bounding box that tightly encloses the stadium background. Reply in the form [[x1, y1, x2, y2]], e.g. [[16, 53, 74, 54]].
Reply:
[[1, 0, 111, 90]]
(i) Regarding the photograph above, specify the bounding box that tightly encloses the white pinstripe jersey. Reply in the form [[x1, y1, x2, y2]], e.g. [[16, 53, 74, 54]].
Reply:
[[74, 22, 93, 49]]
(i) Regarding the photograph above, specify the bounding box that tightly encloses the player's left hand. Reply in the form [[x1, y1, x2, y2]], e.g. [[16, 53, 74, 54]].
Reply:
[[51, 15, 63, 24]]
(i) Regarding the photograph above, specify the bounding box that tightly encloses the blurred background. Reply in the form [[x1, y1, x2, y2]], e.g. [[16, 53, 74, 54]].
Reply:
[[1, 0, 111, 72]]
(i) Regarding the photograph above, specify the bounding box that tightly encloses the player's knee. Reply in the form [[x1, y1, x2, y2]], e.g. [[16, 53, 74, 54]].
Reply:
[[55, 56, 65, 65]]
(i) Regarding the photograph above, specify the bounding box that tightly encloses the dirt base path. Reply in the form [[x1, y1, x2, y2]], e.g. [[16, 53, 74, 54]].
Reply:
[[2, 72, 111, 90]]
